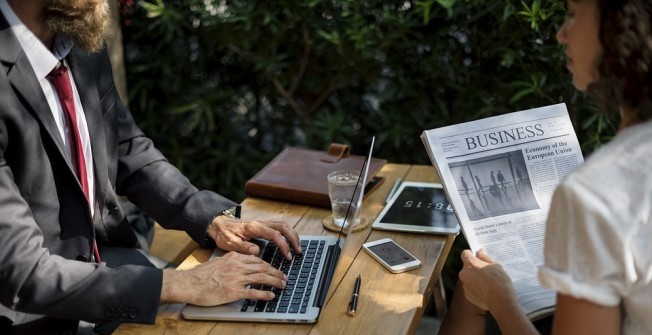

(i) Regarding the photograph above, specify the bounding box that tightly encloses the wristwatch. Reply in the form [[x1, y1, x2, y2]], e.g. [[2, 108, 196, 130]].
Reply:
[[221, 205, 241, 219]]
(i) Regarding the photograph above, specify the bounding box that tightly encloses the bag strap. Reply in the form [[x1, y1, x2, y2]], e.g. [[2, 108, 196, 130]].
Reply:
[[320, 143, 350, 163]]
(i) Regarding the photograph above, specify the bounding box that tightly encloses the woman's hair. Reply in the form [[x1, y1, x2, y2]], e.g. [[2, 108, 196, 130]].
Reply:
[[589, 0, 652, 126]]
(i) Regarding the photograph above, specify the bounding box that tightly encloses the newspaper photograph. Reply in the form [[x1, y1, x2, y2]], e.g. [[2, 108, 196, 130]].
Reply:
[[421, 103, 584, 317]]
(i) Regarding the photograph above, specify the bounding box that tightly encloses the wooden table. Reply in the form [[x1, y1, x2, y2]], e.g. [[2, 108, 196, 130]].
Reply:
[[115, 164, 456, 335]]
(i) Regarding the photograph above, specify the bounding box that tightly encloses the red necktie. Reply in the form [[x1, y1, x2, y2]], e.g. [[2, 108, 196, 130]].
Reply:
[[47, 63, 101, 264]]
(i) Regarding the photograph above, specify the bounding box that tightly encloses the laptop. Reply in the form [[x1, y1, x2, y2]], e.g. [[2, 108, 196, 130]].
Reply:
[[182, 137, 376, 323]]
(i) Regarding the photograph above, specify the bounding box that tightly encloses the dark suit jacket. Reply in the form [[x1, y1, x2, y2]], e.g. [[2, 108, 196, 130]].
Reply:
[[0, 12, 236, 331]]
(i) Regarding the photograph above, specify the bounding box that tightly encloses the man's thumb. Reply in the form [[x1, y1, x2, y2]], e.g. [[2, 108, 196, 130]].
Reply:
[[238, 241, 260, 256]]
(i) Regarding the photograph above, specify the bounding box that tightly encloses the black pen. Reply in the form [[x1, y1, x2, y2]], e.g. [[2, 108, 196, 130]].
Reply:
[[347, 275, 361, 316]]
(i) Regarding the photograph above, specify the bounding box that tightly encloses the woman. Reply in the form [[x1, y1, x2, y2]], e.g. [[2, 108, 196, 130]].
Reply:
[[438, 0, 652, 334]]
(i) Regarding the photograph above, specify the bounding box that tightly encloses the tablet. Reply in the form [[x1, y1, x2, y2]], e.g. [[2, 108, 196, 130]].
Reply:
[[372, 181, 460, 235]]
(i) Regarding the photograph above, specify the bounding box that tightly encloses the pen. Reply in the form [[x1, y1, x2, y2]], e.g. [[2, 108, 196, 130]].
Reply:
[[385, 178, 402, 204], [347, 275, 361, 317]]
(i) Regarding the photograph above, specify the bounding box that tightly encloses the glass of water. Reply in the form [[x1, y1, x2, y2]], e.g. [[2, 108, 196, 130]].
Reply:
[[327, 170, 361, 228]]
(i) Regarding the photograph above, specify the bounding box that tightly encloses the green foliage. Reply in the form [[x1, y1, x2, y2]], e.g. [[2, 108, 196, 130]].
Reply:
[[121, 0, 617, 202]]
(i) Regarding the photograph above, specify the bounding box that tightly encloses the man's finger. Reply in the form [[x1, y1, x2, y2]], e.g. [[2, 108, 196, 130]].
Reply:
[[275, 224, 302, 254], [248, 271, 287, 287], [237, 241, 260, 256], [213, 228, 242, 251], [256, 221, 302, 255], [246, 223, 297, 260], [267, 230, 293, 260], [243, 288, 276, 301]]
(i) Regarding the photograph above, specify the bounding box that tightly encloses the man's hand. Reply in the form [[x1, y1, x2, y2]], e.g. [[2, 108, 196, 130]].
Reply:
[[161, 252, 288, 306], [207, 215, 302, 260], [458, 249, 517, 311]]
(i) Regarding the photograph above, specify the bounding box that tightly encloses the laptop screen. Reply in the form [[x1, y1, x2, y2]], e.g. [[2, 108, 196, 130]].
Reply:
[[338, 136, 375, 240]]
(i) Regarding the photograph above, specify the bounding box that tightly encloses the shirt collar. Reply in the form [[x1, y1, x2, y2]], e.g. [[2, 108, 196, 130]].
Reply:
[[0, 0, 74, 79]]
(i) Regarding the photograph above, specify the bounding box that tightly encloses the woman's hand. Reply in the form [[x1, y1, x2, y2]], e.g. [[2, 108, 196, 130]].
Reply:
[[458, 249, 539, 335], [458, 249, 516, 311]]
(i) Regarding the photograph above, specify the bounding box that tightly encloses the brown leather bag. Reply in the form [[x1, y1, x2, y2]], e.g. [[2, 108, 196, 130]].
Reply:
[[244, 143, 387, 208]]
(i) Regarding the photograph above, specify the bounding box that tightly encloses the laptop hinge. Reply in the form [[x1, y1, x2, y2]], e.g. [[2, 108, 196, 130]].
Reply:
[[314, 243, 340, 308]]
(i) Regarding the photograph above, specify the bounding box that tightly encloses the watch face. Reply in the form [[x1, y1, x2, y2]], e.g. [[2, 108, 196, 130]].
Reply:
[[222, 205, 240, 218]]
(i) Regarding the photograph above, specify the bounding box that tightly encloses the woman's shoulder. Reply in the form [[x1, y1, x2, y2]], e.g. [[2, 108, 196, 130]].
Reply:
[[568, 120, 652, 188], [555, 120, 652, 225]]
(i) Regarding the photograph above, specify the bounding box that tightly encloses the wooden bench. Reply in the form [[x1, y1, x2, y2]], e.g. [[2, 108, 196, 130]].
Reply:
[[148, 223, 198, 266]]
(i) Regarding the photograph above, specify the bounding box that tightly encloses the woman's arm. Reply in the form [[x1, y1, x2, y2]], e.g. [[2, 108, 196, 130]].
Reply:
[[457, 249, 539, 335], [437, 283, 487, 335], [487, 287, 539, 335], [552, 293, 621, 335]]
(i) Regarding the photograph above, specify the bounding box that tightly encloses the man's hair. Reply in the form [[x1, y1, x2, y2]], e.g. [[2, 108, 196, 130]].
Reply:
[[589, 0, 652, 125]]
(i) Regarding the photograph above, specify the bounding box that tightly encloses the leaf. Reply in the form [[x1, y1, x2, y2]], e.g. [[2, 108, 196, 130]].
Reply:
[[435, 0, 456, 17], [140, 0, 165, 18]]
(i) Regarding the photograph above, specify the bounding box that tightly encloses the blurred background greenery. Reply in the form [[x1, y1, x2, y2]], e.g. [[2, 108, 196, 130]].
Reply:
[[118, 0, 618, 301]]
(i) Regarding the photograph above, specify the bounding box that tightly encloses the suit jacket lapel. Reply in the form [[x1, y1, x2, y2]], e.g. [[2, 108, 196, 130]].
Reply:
[[67, 49, 110, 237], [68, 49, 106, 179], [0, 12, 74, 174]]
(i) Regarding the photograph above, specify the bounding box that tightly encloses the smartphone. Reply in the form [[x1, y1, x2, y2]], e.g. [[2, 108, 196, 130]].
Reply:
[[363, 176, 384, 196], [362, 238, 421, 273]]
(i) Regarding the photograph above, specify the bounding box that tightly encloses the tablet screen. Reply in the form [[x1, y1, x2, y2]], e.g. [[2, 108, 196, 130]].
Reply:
[[372, 182, 460, 235]]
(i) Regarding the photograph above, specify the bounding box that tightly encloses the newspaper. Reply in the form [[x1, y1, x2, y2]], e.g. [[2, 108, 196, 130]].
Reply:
[[421, 103, 583, 318]]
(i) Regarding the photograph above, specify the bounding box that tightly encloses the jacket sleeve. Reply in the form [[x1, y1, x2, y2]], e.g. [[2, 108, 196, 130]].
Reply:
[[91, 50, 237, 247]]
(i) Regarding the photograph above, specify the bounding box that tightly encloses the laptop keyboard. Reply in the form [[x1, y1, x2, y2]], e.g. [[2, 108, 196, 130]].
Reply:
[[241, 239, 325, 314]]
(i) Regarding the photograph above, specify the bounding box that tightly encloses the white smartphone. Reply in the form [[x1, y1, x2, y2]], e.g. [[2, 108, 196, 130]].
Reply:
[[362, 238, 421, 273]]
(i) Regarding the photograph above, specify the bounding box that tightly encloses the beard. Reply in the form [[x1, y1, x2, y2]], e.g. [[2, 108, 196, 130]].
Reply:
[[42, 0, 111, 53]]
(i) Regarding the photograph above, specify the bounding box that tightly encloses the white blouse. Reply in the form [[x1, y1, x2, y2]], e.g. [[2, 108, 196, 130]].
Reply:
[[539, 119, 652, 334]]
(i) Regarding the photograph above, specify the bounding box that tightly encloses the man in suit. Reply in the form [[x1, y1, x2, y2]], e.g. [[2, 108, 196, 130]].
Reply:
[[0, 0, 301, 333]]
